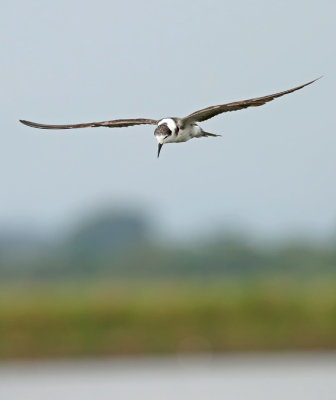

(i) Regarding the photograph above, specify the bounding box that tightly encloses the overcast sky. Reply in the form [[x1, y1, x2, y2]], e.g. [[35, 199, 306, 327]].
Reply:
[[1, 0, 335, 240]]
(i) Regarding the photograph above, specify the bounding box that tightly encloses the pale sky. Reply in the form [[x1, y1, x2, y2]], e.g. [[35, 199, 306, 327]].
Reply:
[[1, 0, 335, 239]]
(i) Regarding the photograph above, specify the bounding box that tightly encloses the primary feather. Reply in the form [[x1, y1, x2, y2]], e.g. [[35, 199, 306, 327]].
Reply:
[[181, 77, 321, 125], [19, 118, 158, 130]]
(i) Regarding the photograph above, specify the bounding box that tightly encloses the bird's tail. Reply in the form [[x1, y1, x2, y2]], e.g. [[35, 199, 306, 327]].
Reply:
[[200, 130, 221, 138]]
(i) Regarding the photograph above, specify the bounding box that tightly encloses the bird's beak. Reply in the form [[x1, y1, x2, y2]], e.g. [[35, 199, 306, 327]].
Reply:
[[157, 143, 163, 158]]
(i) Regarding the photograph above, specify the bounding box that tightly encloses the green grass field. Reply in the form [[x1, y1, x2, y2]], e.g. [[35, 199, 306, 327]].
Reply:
[[0, 279, 335, 359]]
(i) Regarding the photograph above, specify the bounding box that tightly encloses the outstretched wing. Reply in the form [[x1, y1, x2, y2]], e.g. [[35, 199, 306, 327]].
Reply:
[[181, 78, 320, 125], [19, 118, 158, 130]]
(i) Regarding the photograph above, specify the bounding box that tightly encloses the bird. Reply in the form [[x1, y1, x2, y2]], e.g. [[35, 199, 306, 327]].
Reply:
[[20, 77, 320, 158]]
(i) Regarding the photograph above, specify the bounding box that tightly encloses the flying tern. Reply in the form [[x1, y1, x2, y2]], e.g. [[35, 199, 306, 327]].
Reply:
[[20, 78, 320, 158]]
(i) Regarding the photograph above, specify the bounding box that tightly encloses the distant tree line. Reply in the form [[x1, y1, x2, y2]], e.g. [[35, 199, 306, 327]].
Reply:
[[0, 209, 335, 280]]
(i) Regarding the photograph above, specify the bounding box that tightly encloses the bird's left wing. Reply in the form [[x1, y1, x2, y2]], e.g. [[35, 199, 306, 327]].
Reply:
[[19, 118, 158, 130], [181, 78, 320, 126]]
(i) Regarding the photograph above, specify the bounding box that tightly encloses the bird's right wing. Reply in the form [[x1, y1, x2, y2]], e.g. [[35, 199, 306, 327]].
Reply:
[[19, 118, 158, 130]]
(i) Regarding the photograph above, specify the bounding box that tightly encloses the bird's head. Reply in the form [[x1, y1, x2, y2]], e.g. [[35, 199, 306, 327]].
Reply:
[[154, 123, 172, 158]]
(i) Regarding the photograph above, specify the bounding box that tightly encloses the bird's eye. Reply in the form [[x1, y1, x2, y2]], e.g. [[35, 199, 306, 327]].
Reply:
[[163, 126, 172, 136]]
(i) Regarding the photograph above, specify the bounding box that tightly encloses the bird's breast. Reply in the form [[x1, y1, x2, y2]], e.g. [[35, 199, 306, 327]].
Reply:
[[166, 124, 201, 143]]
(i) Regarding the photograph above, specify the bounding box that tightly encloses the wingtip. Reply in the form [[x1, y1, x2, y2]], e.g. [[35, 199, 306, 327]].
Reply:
[[297, 76, 323, 91], [19, 119, 49, 129], [20, 119, 34, 127], [310, 76, 323, 84]]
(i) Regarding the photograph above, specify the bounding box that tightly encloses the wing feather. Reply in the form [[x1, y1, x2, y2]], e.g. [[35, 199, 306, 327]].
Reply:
[[182, 78, 321, 125], [19, 118, 158, 130]]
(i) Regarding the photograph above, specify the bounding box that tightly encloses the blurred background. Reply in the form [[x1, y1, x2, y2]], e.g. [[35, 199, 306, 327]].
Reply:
[[1, 0, 336, 399]]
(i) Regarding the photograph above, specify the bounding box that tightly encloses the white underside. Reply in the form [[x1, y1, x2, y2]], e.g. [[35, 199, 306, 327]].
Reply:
[[167, 125, 202, 143], [157, 118, 202, 144]]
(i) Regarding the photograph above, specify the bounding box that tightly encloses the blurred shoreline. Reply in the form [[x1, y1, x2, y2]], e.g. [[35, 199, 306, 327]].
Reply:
[[1, 279, 335, 360]]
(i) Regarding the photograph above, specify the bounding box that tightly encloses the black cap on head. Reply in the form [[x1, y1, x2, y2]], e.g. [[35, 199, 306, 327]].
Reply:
[[154, 124, 172, 138]]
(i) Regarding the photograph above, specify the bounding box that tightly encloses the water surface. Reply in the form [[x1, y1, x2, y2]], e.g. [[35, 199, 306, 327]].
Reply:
[[0, 353, 335, 400]]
